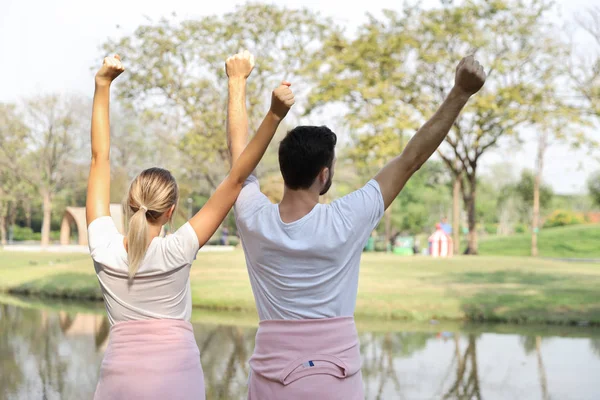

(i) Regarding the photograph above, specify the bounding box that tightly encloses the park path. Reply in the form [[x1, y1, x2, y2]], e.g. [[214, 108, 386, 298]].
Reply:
[[1, 244, 235, 253]]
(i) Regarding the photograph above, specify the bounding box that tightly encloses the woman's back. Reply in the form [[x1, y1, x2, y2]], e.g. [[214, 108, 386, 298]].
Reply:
[[88, 216, 200, 325]]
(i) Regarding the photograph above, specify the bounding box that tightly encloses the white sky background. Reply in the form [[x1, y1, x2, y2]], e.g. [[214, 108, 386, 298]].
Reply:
[[0, 0, 597, 194]]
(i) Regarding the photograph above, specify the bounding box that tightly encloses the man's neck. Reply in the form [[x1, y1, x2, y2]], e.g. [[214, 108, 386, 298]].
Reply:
[[279, 187, 320, 223]]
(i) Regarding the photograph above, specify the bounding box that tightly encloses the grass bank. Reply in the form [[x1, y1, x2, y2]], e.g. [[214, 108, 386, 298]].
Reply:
[[1, 249, 600, 325], [4, 293, 600, 338], [478, 224, 600, 258]]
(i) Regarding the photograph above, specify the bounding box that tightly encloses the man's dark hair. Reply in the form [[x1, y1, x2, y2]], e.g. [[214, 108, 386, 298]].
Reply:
[[278, 125, 337, 190]]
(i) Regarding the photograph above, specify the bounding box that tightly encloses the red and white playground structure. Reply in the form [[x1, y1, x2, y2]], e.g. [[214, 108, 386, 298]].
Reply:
[[428, 224, 453, 258]]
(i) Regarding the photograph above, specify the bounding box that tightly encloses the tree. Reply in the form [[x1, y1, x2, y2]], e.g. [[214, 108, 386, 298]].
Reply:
[[572, 6, 600, 118], [307, 0, 575, 254], [304, 8, 442, 247], [452, 166, 462, 253], [517, 162, 557, 256], [0, 95, 85, 246], [347, 130, 413, 247], [588, 170, 600, 207], [105, 106, 154, 203], [0, 104, 29, 245], [391, 161, 451, 234], [400, 0, 575, 255], [0, 169, 17, 245], [531, 131, 548, 256], [101, 3, 336, 197], [527, 35, 589, 256], [0, 174, 14, 245], [514, 170, 554, 215], [563, 6, 600, 243], [495, 168, 554, 237], [529, 80, 590, 255]]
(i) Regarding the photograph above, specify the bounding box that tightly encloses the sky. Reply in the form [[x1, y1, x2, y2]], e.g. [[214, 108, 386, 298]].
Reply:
[[0, 0, 597, 194]]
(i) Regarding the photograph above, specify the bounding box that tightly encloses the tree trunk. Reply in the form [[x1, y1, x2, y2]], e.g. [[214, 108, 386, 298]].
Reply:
[[532, 131, 548, 257], [41, 189, 52, 247], [0, 189, 5, 245], [531, 182, 540, 257], [8, 201, 15, 226], [464, 174, 478, 255], [384, 207, 392, 252], [7, 200, 16, 244], [0, 212, 6, 246], [452, 173, 461, 254], [26, 202, 32, 228]]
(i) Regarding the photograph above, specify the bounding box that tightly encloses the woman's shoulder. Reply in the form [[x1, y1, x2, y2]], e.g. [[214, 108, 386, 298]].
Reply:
[[88, 216, 127, 266], [158, 223, 200, 266]]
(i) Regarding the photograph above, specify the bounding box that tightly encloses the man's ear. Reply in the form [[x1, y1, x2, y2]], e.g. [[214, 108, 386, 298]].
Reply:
[[320, 167, 330, 185]]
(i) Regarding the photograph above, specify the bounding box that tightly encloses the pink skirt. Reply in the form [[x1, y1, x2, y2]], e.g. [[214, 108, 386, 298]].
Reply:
[[248, 316, 364, 399], [94, 319, 205, 400]]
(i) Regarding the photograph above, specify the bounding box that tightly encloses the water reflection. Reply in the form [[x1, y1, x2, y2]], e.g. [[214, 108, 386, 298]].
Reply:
[[0, 304, 104, 399], [440, 334, 481, 400], [2, 303, 600, 400]]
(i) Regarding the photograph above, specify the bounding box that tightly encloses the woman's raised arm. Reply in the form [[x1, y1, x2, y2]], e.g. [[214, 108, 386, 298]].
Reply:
[[86, 55, 125, 226]]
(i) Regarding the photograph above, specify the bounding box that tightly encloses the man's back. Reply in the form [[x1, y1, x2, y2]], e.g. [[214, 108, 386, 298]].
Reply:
[[234, 176, 384, 320], [226, 52, 487, 399]]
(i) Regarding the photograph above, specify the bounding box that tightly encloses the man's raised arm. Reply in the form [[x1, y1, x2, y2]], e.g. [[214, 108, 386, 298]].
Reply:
[[374, 55, 486, 209], [226, 50, 254, 165]]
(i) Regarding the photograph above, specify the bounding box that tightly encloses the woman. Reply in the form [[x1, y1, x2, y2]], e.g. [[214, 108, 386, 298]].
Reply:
[[86, 52, 294, 399]]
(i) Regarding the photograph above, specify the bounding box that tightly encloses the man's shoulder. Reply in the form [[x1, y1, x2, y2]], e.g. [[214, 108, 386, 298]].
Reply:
[[331, 180, 383, 206], [236, 200, 276, 225]]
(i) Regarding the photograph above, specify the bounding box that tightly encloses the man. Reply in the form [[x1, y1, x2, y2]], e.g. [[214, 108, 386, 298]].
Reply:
[[440, 216, 452, 235], [227, 55, 486, 399], [221, 225, 229, 246]]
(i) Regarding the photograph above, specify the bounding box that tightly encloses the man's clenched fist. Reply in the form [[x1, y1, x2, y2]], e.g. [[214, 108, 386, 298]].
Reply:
[[454, 55, 486, 96], [226, 50, 255, 79]]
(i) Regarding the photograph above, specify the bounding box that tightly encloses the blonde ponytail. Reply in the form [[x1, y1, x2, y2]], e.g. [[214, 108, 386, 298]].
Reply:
[[126, 206, 150, 278], [125, 168, 179, 279]]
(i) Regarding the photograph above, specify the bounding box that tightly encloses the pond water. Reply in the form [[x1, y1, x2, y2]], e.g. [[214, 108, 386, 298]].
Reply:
[[1, 298, 600, 400]]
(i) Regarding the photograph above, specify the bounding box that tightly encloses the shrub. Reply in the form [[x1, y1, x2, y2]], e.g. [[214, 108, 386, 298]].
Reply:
[[483, 223, 497, 235], [11, 226, 41, 241], [8, 226, 61, 242], [374, 241, 388, 252], [544, 210, 586, 228], [514, 223, 528, 234]]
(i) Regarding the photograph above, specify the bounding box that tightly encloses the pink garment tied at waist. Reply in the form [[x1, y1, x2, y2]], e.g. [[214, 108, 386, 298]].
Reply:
[[94, 319, 205, 400], [248, 316, 363, 399]]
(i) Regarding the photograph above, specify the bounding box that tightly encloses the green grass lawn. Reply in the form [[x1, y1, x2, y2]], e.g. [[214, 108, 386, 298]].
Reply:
[[478, 224, 600, 258], [1, 249, 600, 325]]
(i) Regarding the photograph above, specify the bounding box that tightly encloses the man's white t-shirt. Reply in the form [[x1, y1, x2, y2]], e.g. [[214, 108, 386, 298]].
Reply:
[[234, 176, 385, 320], [87, 216, 199, 325]]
